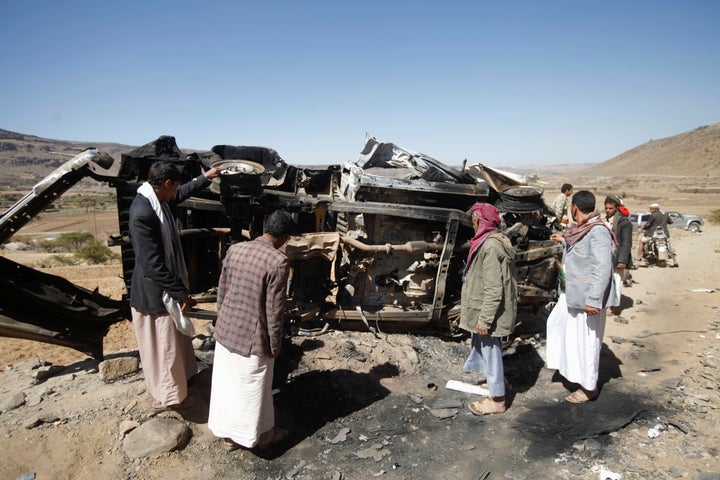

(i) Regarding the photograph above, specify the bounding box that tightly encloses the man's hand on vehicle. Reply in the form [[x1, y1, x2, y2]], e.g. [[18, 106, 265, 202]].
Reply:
[[203, 166, 224, 180]]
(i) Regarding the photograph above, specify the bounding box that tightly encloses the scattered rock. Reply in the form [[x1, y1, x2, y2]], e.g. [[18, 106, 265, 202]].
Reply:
[[610, 336, 645, 347], [99, 356, 140, 382], [669, 466, 683, 478], [32, 365, 65, 383], [1, 391, 26, 412], [123, 399, 138, 413], [696, 473, 720, 480], [284, 460, 306, 479], [427, 407, 459, 419], [3, 241, 30, 251], [119, 420, 140, 436], [13, 358, 45, 372], [122, 418, 190, 459], [666, 419, 690, 434], [36, 386, 55, 399], [572, 438, 602, 451], [701, 357, 718, 369], [660, 377, 682, 389], [583, 439, 602, 451], [613, 316, 629, 324], [24, 413, 60, 429], [329, 427, 351, 444], [355, 444, 391, 461]]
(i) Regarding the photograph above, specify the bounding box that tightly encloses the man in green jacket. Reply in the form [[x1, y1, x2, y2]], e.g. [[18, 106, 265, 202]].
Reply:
[[460, 203, 517, 415]]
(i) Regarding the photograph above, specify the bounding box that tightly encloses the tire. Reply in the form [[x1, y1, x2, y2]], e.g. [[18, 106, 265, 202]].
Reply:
[[688, 222, 701, 233]]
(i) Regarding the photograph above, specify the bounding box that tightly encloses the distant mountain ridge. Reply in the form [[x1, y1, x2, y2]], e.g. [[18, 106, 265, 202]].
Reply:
[[578, 122, 720, 177], [1, 122, 719, 190], [0, 128, 135, 161], [500, 163, 596, 176], [0, 129, 137, 190]]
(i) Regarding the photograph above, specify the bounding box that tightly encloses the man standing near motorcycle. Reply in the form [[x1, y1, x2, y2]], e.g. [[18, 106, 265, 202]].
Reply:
[[637, 203, 674, 263]]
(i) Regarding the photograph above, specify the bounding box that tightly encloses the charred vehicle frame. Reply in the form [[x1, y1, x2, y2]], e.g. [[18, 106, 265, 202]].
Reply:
[[0, 135, 562, 358]]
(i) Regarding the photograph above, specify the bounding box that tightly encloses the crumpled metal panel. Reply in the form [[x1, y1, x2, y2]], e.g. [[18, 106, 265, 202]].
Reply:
[[0, 149, 114, 244], [0, 257, 128, 359]]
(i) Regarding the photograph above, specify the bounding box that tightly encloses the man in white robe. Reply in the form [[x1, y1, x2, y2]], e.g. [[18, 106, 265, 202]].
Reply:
[[546, 190, 618, 403], [208, 211, 293, 451]]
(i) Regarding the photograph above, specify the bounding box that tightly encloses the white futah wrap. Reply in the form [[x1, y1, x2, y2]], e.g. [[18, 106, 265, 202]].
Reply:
[[208, 341, 275, 448], [546, 293, 607, 391]]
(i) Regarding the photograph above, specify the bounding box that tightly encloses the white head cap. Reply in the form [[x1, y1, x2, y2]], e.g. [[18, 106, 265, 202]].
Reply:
[[649, 203, 660, 209]]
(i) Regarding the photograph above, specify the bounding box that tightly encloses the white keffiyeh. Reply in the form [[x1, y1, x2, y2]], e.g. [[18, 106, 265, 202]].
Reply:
[[137, 182, 195, 337]]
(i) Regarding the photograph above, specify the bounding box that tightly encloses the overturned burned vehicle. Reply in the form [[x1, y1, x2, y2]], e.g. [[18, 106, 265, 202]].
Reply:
[[0, 135, 562, 358]]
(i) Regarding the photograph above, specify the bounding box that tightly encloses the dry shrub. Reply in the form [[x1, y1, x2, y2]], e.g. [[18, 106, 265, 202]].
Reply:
[[708, 209, 720, 225]]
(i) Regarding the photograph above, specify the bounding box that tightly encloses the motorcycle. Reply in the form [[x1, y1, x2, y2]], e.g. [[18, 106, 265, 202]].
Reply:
[[642, 226, 678, 267]]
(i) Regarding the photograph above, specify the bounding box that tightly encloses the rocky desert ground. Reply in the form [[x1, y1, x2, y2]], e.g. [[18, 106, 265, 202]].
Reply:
[[0, 174, 719, 480]]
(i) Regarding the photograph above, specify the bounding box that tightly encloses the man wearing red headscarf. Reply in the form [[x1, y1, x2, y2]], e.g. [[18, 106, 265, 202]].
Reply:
[[459, 203, 517, 415]]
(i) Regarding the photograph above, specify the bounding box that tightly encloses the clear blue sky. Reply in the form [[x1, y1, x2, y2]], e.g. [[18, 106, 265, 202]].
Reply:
[[2, 1, 719, 167]]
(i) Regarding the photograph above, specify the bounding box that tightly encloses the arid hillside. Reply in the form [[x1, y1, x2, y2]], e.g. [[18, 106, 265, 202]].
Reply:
[[0, 129, 136, 190], [579, 122, 720, 177], [3, 123, 720, 187]]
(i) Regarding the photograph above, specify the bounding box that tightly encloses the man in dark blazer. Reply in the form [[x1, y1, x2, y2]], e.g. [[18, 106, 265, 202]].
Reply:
[[604, 195, 633, 314], [129, 161, 222, 410]]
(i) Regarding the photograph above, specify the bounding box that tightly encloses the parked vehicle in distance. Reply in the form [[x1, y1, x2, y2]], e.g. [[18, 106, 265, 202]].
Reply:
[[629, 210, 704, 233], [666, 210, 704, 232]]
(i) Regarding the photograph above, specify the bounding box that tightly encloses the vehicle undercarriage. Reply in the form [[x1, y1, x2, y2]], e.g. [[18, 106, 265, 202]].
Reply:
[[0, 135, 561, 358]]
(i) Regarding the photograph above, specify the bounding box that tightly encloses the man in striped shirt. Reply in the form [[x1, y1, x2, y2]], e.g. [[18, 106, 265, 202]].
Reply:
[[208, 210, 294, 451]]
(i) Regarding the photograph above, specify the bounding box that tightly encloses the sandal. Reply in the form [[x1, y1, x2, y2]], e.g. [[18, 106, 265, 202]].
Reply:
[[223, 438, 241, 452], [153, 395, 196, 411], [468, 398, 506, 416], [564, 389, 598, 404]]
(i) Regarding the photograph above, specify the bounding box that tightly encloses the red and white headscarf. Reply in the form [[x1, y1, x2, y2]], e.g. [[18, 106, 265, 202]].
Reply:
[[564, 211, 617, 248], [466, 202, 501, 271]]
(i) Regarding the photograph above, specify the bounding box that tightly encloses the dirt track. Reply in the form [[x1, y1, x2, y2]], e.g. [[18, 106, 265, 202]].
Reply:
[[1, 217, 719, 479], [3, 124, 720, 479]]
